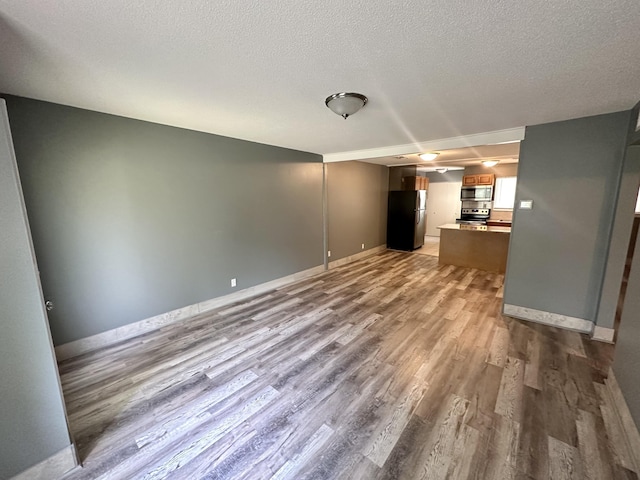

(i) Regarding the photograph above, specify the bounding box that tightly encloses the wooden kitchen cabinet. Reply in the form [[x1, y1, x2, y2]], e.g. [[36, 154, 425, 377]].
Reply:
[[462, 175, 478, 186], [477, 173, 495, 185], [402, 176, 429, 191], [463, 174, 495, 186]]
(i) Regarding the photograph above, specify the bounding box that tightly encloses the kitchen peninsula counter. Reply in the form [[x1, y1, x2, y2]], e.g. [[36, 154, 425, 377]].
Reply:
[[437, 223, 511, 273]]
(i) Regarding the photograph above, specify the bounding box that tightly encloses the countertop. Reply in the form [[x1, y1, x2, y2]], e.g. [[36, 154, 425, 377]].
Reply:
[[486, 219, 512, 227], [438, 223, 512, 234]]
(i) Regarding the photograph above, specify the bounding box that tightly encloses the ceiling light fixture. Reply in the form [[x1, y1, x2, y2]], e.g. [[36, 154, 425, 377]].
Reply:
[[325, 92, 368, 119], [482, 160, 499, 167], [419, 152, 439, 161], [435, 168, 448, 173]]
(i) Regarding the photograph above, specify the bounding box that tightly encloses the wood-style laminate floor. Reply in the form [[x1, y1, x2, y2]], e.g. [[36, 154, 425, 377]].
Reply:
[[58, 251, 635, 479]]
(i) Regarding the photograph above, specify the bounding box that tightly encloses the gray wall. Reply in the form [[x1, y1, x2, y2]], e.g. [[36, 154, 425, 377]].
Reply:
[[613, 213, 640, 426], [4, 95, 323, 345], [0, 101, 72, 479], [596, 146, 640, 328], [422, 170, 464, 184], [327, 161, 389, 261], [504, 111, 632, 322]]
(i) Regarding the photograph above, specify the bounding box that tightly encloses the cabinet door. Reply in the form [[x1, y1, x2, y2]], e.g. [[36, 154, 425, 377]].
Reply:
[[463, 175, 478, 186], [477, 173, 495, 185]]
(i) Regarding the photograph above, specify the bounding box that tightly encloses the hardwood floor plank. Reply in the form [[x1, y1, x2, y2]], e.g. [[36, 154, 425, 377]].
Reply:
[[516, 386, 549, 479], [486, 326, 510, 367], [594, 381, 639, 473], [73, 374, 213, 464], [447, 423, 481, 479], [135, 369, 259, 448], [63, 334, 231, 409], [565, 354, 601, 416], [133, 386, 279, 480], [459, 367, 502, 434], [576, 408, 615, 480], [363, 383, 427, 467], [481, 415, 520, 480], [270, 424, 334, 480], [416, 394, 470, 479], [548, 435, 584, 479], [523, 331, 541, 390], [558, 329, 587, 358], [336, 312, 381, 346], [298, 323, 354, 361], [495, 356, 524, 422]]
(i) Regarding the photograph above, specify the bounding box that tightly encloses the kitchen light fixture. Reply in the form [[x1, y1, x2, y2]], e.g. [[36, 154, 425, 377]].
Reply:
[[435, 168, 448, 173], [419, 152, 439, 161], [482, 160, 499, 167], [325, 92, 368, 119]]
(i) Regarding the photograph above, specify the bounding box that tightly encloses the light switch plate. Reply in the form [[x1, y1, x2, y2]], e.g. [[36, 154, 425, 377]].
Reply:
[[519, 200, 533, 210]]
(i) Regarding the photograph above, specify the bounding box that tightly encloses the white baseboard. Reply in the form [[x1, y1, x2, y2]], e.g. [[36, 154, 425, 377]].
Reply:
[[328, 245, 386, 269], [55, 264, 325, 361], [592, 325, 616, 343], [503, 304, 594, 334], [605, 367, 640, 472], [11, 444, 78, 480]]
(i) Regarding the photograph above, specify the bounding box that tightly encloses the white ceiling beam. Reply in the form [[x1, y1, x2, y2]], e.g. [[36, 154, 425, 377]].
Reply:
[[322, 127, 526, 163]]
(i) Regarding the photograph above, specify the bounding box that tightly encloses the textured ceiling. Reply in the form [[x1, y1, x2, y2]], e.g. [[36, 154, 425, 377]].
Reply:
[[1, 1, 639, 156]]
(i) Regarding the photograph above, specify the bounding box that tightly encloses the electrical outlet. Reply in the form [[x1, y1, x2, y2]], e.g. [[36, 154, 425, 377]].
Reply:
[[361, 243, 365, 250], [231, 278, 236, 287], [327, 250, 331, 258]]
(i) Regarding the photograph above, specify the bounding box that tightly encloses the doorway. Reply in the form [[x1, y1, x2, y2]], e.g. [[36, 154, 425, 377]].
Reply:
[[614, 185, 640, 338], [598, 143, 640, 342]]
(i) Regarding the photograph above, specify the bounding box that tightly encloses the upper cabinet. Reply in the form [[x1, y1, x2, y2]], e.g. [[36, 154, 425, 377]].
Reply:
[[463, 173, 495, 186], [462, 175, 477, 186], [402, 176, 429, 191], [477, 173, 495, 185]]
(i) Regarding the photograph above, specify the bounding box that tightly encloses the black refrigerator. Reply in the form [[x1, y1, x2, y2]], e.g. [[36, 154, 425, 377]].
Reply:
[[387, 190, 427, 251]]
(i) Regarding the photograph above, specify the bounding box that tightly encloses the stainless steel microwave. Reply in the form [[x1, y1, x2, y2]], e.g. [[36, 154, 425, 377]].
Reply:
[[461, 185, 493, 201]]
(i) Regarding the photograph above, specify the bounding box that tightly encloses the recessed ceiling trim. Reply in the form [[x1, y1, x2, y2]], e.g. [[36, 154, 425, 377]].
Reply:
[[322, 127, 525, 163]]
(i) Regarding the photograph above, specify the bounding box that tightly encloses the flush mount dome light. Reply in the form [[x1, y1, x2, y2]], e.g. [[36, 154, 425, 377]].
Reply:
[[419, 152, 439, 161], [325, 92, 368, 119], [482, 160, 499, 167]]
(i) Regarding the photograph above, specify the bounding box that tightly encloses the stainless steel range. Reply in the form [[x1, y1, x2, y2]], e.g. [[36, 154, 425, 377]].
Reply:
[[456, 207, 490, 225]]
